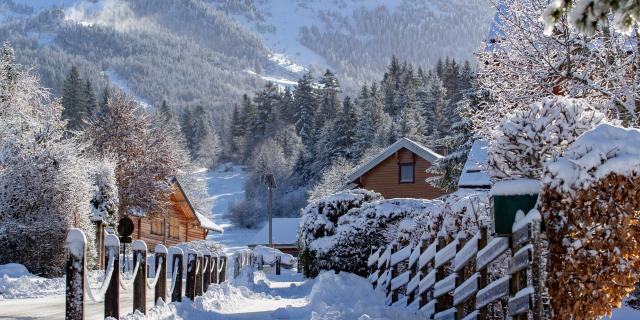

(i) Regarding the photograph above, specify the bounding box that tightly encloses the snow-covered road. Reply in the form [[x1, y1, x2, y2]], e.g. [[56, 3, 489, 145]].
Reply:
[[118, 267, 422, 320]]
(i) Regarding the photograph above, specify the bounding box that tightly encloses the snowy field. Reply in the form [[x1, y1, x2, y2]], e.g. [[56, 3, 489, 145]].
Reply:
[[204, 164, 260, 256]]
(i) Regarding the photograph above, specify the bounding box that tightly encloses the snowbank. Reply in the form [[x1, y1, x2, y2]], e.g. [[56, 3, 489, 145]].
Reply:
[[252, 245, 295, 266], [0, 263, 64, 299]]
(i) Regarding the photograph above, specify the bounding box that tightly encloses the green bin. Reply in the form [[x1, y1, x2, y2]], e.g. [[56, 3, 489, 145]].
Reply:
[[491, 193, 538, 236]]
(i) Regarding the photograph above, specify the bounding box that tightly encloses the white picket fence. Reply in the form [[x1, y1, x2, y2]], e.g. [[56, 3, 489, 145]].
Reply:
[[367, 212, 546, 320]]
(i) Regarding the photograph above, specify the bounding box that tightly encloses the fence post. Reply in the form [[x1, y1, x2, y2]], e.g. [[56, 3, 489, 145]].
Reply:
[[386, 242, 397, 304], [169, 247, 184, 302], [234, 255, 240, 278], [276, 256, 281, 275], [219, 255, 227, 282], [185, 249, 198, 301], [65, 229, 86, 320], [455, 235, 467, 319], [104, 235, 121, 319], [418, 235, 430, 308], [478, 226, 488, 320], [203, 250, 212, 293], [195, 252, 203, 297], [154, 244, 168, 305], [212, 255, 219, 284], [406, 242, 418, 306], [435, 235, 449, 313], [132, 240, 147, 315]]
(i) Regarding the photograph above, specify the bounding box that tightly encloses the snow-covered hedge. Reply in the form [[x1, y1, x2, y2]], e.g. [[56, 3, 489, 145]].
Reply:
[[541, 123, 640, 319], [489, 97, 607, 180], [299, 189, 490, 278], [399, 190, 490, 245], [310, 198, 441, 276], [298, 189, 381, 277]]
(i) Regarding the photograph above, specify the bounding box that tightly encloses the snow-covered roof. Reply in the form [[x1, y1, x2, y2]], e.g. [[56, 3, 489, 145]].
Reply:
[[250, 218, 301, 246], [195, 211, 224, 233], [347, 138, 442, 183], [458, 140, 491, 189], [173, 177, 224, 234]]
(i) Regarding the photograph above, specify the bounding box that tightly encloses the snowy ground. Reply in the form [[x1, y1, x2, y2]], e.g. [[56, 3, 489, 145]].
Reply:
[[120, 267, 420, 320], [204, 164, 260, 256]]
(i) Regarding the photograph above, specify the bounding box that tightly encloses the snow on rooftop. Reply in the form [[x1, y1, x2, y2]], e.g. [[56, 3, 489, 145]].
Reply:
[[458, 140, 491, 189], [545, 123, 640, 193], [250, 218, 301, 246], [195, 211, 224, 233]]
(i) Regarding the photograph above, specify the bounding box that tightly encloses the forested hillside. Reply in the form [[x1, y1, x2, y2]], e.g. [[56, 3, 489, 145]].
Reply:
[[228, 57, 478, 227]]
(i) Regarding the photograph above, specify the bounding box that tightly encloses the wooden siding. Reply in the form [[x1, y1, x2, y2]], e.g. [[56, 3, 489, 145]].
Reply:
[[131, 186, 207, 250], [358, 147, 446, 199]]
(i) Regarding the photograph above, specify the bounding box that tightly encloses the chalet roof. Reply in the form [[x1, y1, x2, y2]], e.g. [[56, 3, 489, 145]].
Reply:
[[347, 137, 443, 183], [173, 178, 224, 233], [457, 140, 491, 189], [249, 218, 301, 246]]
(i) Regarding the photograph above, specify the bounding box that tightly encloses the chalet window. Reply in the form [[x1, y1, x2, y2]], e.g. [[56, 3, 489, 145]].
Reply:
[[169, 217, 180, 239], [151, 220, 164, 236], [399, 163, 415, 183]]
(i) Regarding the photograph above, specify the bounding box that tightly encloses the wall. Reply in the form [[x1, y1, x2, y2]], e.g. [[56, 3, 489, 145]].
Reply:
[[359, 148, 446, 199]]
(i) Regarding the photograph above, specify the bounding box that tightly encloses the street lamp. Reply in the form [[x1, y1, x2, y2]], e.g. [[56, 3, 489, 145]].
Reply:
[[265, 173, 277, 247]]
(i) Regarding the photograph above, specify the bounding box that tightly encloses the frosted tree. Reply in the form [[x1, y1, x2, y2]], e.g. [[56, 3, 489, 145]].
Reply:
[[89, 157, 119, 226], [489, 97, 608, 180], [543, 0, 640, 35], [476, 0, 640, 134], [0, 44, 96, 276], [196, 126, 222, 169], [308, 157, 355, 201], [88, 91, 185, 217]]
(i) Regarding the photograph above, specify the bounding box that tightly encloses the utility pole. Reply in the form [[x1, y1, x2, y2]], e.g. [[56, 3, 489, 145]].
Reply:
[[265, 173, 277, 248]]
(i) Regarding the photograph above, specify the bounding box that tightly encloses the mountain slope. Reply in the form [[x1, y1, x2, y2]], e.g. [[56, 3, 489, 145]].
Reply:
[[0, 0, 495, 113]]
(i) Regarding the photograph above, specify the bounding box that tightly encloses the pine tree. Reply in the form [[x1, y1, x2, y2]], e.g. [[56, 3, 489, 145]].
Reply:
[[280, 86, 295, 125], [382, 56, 402, 116], [83, 80, 98, 118], [318, 69, 341, 127], [293, 72, 318, 146], [353, 83, 388, 159], [62, 66, 85, 130], [333, 96, 359, 160], [253, 82, 281, 136], [427, 74, 450, 140]]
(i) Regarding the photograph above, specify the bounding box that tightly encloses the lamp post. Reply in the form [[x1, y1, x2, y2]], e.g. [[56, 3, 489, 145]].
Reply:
[[265, 173, 277, 247]]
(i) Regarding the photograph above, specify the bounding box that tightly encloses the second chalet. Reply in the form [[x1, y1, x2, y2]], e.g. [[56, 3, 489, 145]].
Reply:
[[346, 137, 447, 199]]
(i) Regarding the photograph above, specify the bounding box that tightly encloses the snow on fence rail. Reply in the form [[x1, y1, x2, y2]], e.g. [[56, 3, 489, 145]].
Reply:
[[64, 229, 253, 320], [366, 210, 544, 320]]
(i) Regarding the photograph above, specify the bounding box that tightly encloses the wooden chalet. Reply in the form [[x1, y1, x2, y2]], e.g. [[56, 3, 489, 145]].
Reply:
[[93, 178, 223, 265], [129, 178, 223, 250], [346, 137, 447, 199]]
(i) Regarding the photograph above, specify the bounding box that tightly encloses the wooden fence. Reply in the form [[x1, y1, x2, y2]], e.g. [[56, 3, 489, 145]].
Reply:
[[64, 229, 253, 320], [367, 213, 545, 320]]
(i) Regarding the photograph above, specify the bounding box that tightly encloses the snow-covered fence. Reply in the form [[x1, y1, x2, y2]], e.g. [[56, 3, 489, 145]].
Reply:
[[366, 212, 543, 319], [64, 229, 251, 319]]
